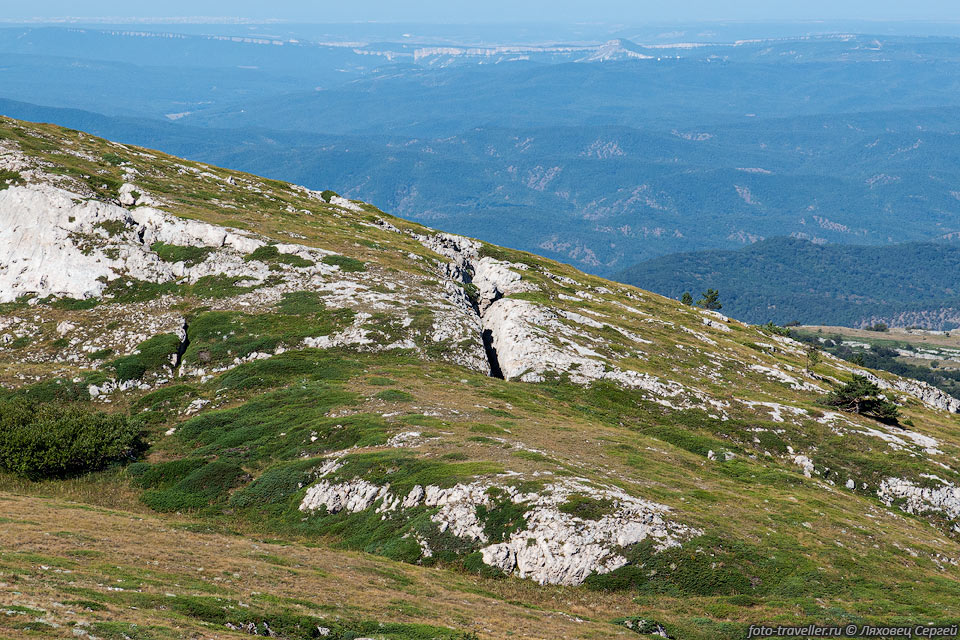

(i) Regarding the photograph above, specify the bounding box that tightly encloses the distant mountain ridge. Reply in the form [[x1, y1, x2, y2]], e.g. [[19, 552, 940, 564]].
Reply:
[[7, 28, 960, 281], [8, 97, 960, 279], [614, 237, 960, 328]]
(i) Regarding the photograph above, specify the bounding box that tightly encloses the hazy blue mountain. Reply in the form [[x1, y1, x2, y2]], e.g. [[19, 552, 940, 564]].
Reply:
[[5, 27, 960, 286]]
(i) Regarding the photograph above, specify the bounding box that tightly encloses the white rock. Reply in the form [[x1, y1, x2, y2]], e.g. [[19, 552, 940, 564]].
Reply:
[[298, 474, 699, 586], [793, 454, 815, 478], [299, 479, 390, 514], [56, 321, 76, 336], [878, 477, 960, 523]]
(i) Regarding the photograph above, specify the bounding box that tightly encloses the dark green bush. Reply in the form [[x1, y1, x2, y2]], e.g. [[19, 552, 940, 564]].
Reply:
[[321, 255, 366, 272], [0, 398, 143, 479], [376, 389, 414, 403], [245, 245, 314, 267], [150, 241, 213, 267]]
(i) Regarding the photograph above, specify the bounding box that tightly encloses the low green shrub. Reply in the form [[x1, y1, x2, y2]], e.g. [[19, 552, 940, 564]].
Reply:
[[103, 277, 180, 303], [182, 309, 354, 372], [376, 389, 414, 402], [150, 241, 213, 267], [245, 245, 314, 267], [109, 334, 182, 382], [189, 275, 257, 299], [558, 494, 614, 521], [50, 297, 98, 311], [230, 459, 317, 508], [476, 491, 527, 543], [140, 461, 245, 512], [215, 351, 358, 391], [585, 535, 811, 598], [173, 383, 368, 464], [0, 398, 143, 479], [1, 377, 96, 404], [102, 153, 126, 166], [322, 255, 366, 272], [329, 452, 501, 497], [131, 458, 207, 489], [462, 551, 506, 578], [275, 291, 326, 315]]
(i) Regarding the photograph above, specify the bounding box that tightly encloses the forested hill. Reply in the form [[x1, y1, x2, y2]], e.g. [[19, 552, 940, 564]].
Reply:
[[614, 237, 960, 328]]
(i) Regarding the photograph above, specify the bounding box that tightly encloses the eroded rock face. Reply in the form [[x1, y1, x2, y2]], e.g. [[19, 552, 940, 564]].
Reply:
[[0, 183, 492, 378], [878, 477, 960, 527], [298, 467, 699, 586], [478, 479, 698, 586], [481, 297, 725, 412], [0, 183, 274, 302], [299, 479, 390, 514], [1, 184, 162, 301]]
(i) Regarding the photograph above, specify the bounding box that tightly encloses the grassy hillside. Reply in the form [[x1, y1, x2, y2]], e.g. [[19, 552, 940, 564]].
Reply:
[[2, 117, 960, 639]]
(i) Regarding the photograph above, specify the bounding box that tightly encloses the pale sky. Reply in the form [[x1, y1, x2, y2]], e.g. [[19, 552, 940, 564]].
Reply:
[[4, 0, 960, 23]]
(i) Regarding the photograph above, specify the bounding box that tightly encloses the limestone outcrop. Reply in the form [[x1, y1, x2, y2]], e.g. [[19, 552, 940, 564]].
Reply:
[[299, 466, 698, 586]]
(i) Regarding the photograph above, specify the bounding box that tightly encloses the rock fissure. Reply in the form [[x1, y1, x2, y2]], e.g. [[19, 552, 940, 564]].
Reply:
[[482, 329, 504, 379], [173, 319, 190, 372]]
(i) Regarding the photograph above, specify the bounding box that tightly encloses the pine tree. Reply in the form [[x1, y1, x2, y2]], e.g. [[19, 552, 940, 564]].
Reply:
[[805, 344, 821, 373], [823, 375, 900, 425], [696, 289, 722, 311], [680, 292, 693, 306]]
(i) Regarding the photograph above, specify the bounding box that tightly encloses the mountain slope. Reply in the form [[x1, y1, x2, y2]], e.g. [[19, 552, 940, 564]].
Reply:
[[3, 117, 960, 639], [614, 236, 960, 328]]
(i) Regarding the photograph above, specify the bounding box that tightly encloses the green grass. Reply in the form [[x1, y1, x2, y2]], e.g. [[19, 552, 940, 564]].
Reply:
[[181, 307, 354, 371]]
